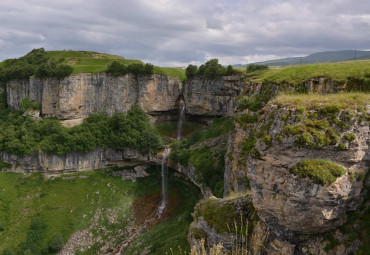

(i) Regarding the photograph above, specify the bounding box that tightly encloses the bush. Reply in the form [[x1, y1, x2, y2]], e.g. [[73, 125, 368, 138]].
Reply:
[[290, 159, 346, 185], [344, 132, 356, 142], [19, 98, 40, 112], [48, 232, 64, 253], [106, 61, 153, 77], [237, 94, 268, 112], [106, 60, 127, 76], [225, 65, 238, 76], [0, 160, 11, 171], [18, 218, 47, 255], [246, 64, 268, 72]]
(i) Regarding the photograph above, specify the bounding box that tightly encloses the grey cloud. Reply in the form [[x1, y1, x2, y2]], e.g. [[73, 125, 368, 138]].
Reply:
[[0, 0, 369, 65]]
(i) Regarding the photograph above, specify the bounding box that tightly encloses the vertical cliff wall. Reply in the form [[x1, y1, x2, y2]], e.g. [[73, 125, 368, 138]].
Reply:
[[184, 75, 246, 117], [6, 73, 182, 120]]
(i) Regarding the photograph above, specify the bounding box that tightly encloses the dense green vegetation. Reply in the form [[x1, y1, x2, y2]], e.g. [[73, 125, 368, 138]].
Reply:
[[105, 61, 154, 77], [290, 159, 346, 185], [170, 117, 233, 197], [0, 167, 200, 254], [185, 59, 239, 80], [246, 64, 268, 72], [0, 48, 73, 82], [0, 98, 162, 156]]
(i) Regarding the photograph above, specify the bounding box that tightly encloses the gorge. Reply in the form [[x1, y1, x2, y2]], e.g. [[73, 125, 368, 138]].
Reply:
[[0, 53, 369, 255]]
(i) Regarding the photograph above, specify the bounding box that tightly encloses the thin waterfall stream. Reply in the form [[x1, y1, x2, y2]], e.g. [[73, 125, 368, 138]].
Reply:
[[177, 99, 185, 139], [158, 99, 185, 216], [158, 146, 170, 216]]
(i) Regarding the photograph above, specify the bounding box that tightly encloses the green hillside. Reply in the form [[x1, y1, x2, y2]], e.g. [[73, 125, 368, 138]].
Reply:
[[0, 49, 185, 80], [250, 50, 370, 66], [46, 50, 143, 74], [246, 60, 370, 85]]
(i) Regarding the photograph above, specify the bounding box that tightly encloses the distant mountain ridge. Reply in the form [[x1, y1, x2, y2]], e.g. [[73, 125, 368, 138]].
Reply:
[[239, 50, 370, 67]]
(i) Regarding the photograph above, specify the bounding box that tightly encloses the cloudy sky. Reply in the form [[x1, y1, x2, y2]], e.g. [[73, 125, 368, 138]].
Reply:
[[1, 0, 369, 66]]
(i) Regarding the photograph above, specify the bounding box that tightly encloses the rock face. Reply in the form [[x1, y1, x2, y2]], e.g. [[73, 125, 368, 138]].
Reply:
[[184, 75, 246, 116], [220, 100, 369, 254], [6, 73, 181, 120], [0, 147, 161, 173]]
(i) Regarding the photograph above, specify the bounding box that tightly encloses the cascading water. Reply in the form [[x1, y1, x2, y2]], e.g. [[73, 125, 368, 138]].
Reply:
[[177, 99, 185, 139], [158, 146, 170, 216]]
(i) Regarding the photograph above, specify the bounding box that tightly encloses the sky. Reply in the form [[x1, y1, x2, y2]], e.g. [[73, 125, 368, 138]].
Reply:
[[1, 0, 370, 66]]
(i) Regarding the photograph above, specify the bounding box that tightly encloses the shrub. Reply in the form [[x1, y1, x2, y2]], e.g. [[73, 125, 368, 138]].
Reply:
[[241, 137, 256, 156], [0, 160, 11, 171], [290, 159, 346, 185], [189, 146, 225, 197], [246, 64, 268, 72], [19, 98, 40, 112], [235, 115, 258, 125], [263, 135, 272, 145], [48, 232, 64, 253], [18, 218, 47, 254], [237, 94, 268, 112], [106, 60, 127, 76], [225, 65, 238, 76], [344, 132, 356, 142]]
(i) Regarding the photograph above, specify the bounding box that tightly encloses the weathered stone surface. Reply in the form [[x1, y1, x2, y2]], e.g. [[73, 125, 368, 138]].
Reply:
[[0, 147, 161, 173], [226, 105, 369, 234], [112, 165, 150, 182], [6, 73, 182, 119], [184, 75, 246, 117]]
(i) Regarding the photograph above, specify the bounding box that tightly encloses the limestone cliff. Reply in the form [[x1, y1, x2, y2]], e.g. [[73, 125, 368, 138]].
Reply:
[[0, 147, 161, 173], [184, 75, 246, 116], [6, 73, 181, 120], [220, 97, 370, 254]]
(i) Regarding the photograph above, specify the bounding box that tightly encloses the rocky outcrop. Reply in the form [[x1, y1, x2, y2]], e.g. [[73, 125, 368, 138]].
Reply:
[[0, 147, 161, 173], [184, 75, 246, 117], [6, 73, 181, 120], [188, 195, 268, 254], [221, 99, 369, 254]]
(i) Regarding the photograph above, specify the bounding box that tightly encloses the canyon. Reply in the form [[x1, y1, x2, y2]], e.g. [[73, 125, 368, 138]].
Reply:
[[0, 72, 369, 255]]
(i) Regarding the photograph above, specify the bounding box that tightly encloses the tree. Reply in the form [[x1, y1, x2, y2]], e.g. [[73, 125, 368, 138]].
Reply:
[[185, 64, 198, 80], [106, 61, 127, 76], [225, 65, 237, 75]]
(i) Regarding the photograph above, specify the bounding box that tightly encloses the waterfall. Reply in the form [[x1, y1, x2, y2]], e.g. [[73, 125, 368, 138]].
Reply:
[[158, 146, 170, 216], [177, 99, 185, 139]]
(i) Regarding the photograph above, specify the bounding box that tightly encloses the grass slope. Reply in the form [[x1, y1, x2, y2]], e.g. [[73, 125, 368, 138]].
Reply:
[[0, 167, 199, 254], [272, 92, 370, 109], [247, 60, 370, 84], [46, 51, 143, 74]]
